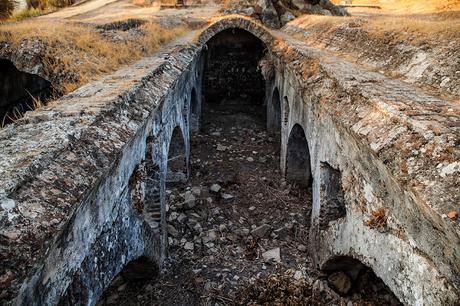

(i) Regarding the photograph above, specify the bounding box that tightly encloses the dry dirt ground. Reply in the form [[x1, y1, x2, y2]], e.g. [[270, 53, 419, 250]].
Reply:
[[97, 103, 401, 306]]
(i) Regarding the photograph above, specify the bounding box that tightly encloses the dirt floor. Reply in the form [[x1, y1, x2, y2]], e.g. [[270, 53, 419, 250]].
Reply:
[[97, 101, 402, 306]]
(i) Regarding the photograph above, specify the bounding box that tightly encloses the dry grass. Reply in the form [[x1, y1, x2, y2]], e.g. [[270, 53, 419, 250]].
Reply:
[[290, 13, 460, 45], [0, 20, 188, 93], [332, 0, 460, 14], [365, 208, 388, 230]]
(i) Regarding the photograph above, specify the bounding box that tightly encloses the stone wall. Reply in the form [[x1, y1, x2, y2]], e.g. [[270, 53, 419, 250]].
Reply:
[[0, 38, 203, 304], [271, 33, 459, 304]]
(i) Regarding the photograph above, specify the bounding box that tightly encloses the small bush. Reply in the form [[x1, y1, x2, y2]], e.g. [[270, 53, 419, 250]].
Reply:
[[12, 7, 42, 20], [49, 0, 73, 8], [0, 0, 17, 20]]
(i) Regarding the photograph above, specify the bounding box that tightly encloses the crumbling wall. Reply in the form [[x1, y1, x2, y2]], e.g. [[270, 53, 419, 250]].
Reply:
[[0, 40, 203, 305], [273, 33, 459, 305]]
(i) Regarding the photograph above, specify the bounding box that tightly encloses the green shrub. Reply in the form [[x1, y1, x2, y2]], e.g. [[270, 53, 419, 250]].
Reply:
[[0, 0, 17, 20]]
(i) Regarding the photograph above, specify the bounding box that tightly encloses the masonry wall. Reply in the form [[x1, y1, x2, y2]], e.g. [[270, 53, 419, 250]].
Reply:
[[273, 50, 459, 305]]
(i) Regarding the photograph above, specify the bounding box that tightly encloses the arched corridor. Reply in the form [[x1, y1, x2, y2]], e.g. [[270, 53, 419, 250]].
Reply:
[[286, 124, 312, 188]]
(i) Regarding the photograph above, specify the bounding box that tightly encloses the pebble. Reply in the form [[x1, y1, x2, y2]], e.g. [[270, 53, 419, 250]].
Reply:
[[184, 242, 194, 250], [246, 157, 254, 162], [221, 193, 235, 203]]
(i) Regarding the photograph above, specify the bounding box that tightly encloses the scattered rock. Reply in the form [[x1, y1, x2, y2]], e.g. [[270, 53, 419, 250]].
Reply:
[[217, 144, 227, 151], [447, 211, 458, 220], [0, 231, 20, 241], [210, 184, 222, 193], [184, 242, 194, 250], [246, 157, 254, 162], [167, 224, 180, 237], [280, 11, 296, 25], [327, 271, 351, 295], [184, 192, 196, 209], [297, 244, 307, 252], [262, 247, 281, 263], [221, 193, 235, 203], [251, 224, 271, 238], [191, 186, 202, 196]]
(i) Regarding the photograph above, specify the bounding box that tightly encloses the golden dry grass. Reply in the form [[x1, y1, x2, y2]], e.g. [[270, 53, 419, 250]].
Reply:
[[332, 0, 460, 14], [0, 20, 188, 93], [291, 13, 460, 45]]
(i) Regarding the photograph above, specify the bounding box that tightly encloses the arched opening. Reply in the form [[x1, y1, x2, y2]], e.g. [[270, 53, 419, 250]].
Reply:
[[0, 59, 53, 127], [142, 135, 162, 233], [286, 124, 312, 188], [202, 28, 267, 131], [167, 126, 188, 184], [319, 162, 346, 229], [267, 87, 281, 139], [322, 256, 402, 305], [96, 257, 159, 306], [190, 88, 199, 132]]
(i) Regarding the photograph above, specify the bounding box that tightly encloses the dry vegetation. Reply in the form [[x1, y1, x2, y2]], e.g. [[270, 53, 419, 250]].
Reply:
[[0, 20, 188, 93], [290, 13, 460, 45], [334, 0, 460, 14]]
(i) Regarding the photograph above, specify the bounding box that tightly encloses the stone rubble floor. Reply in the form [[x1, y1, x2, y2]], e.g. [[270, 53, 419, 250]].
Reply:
[[98, 105, 401, 306]]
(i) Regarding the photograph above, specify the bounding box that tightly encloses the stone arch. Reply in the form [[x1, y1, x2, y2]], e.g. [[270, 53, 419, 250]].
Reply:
[[96, 256, 159, 305], [321, 256, 401, 304], [0, 59, 53, 126], [167, 125, 188, 182], [286, 123, 312, 188], [198, 16, 273, 48], [202, 27, 267, 105], [318, 162, 346, 229], [268, 87, 281, 136], [142, 134, 163, 234]]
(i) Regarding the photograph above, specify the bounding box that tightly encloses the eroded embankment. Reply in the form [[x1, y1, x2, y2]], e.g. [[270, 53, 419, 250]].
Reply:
[[0, 15, 458, 306], [284, 15, 460, 98]]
